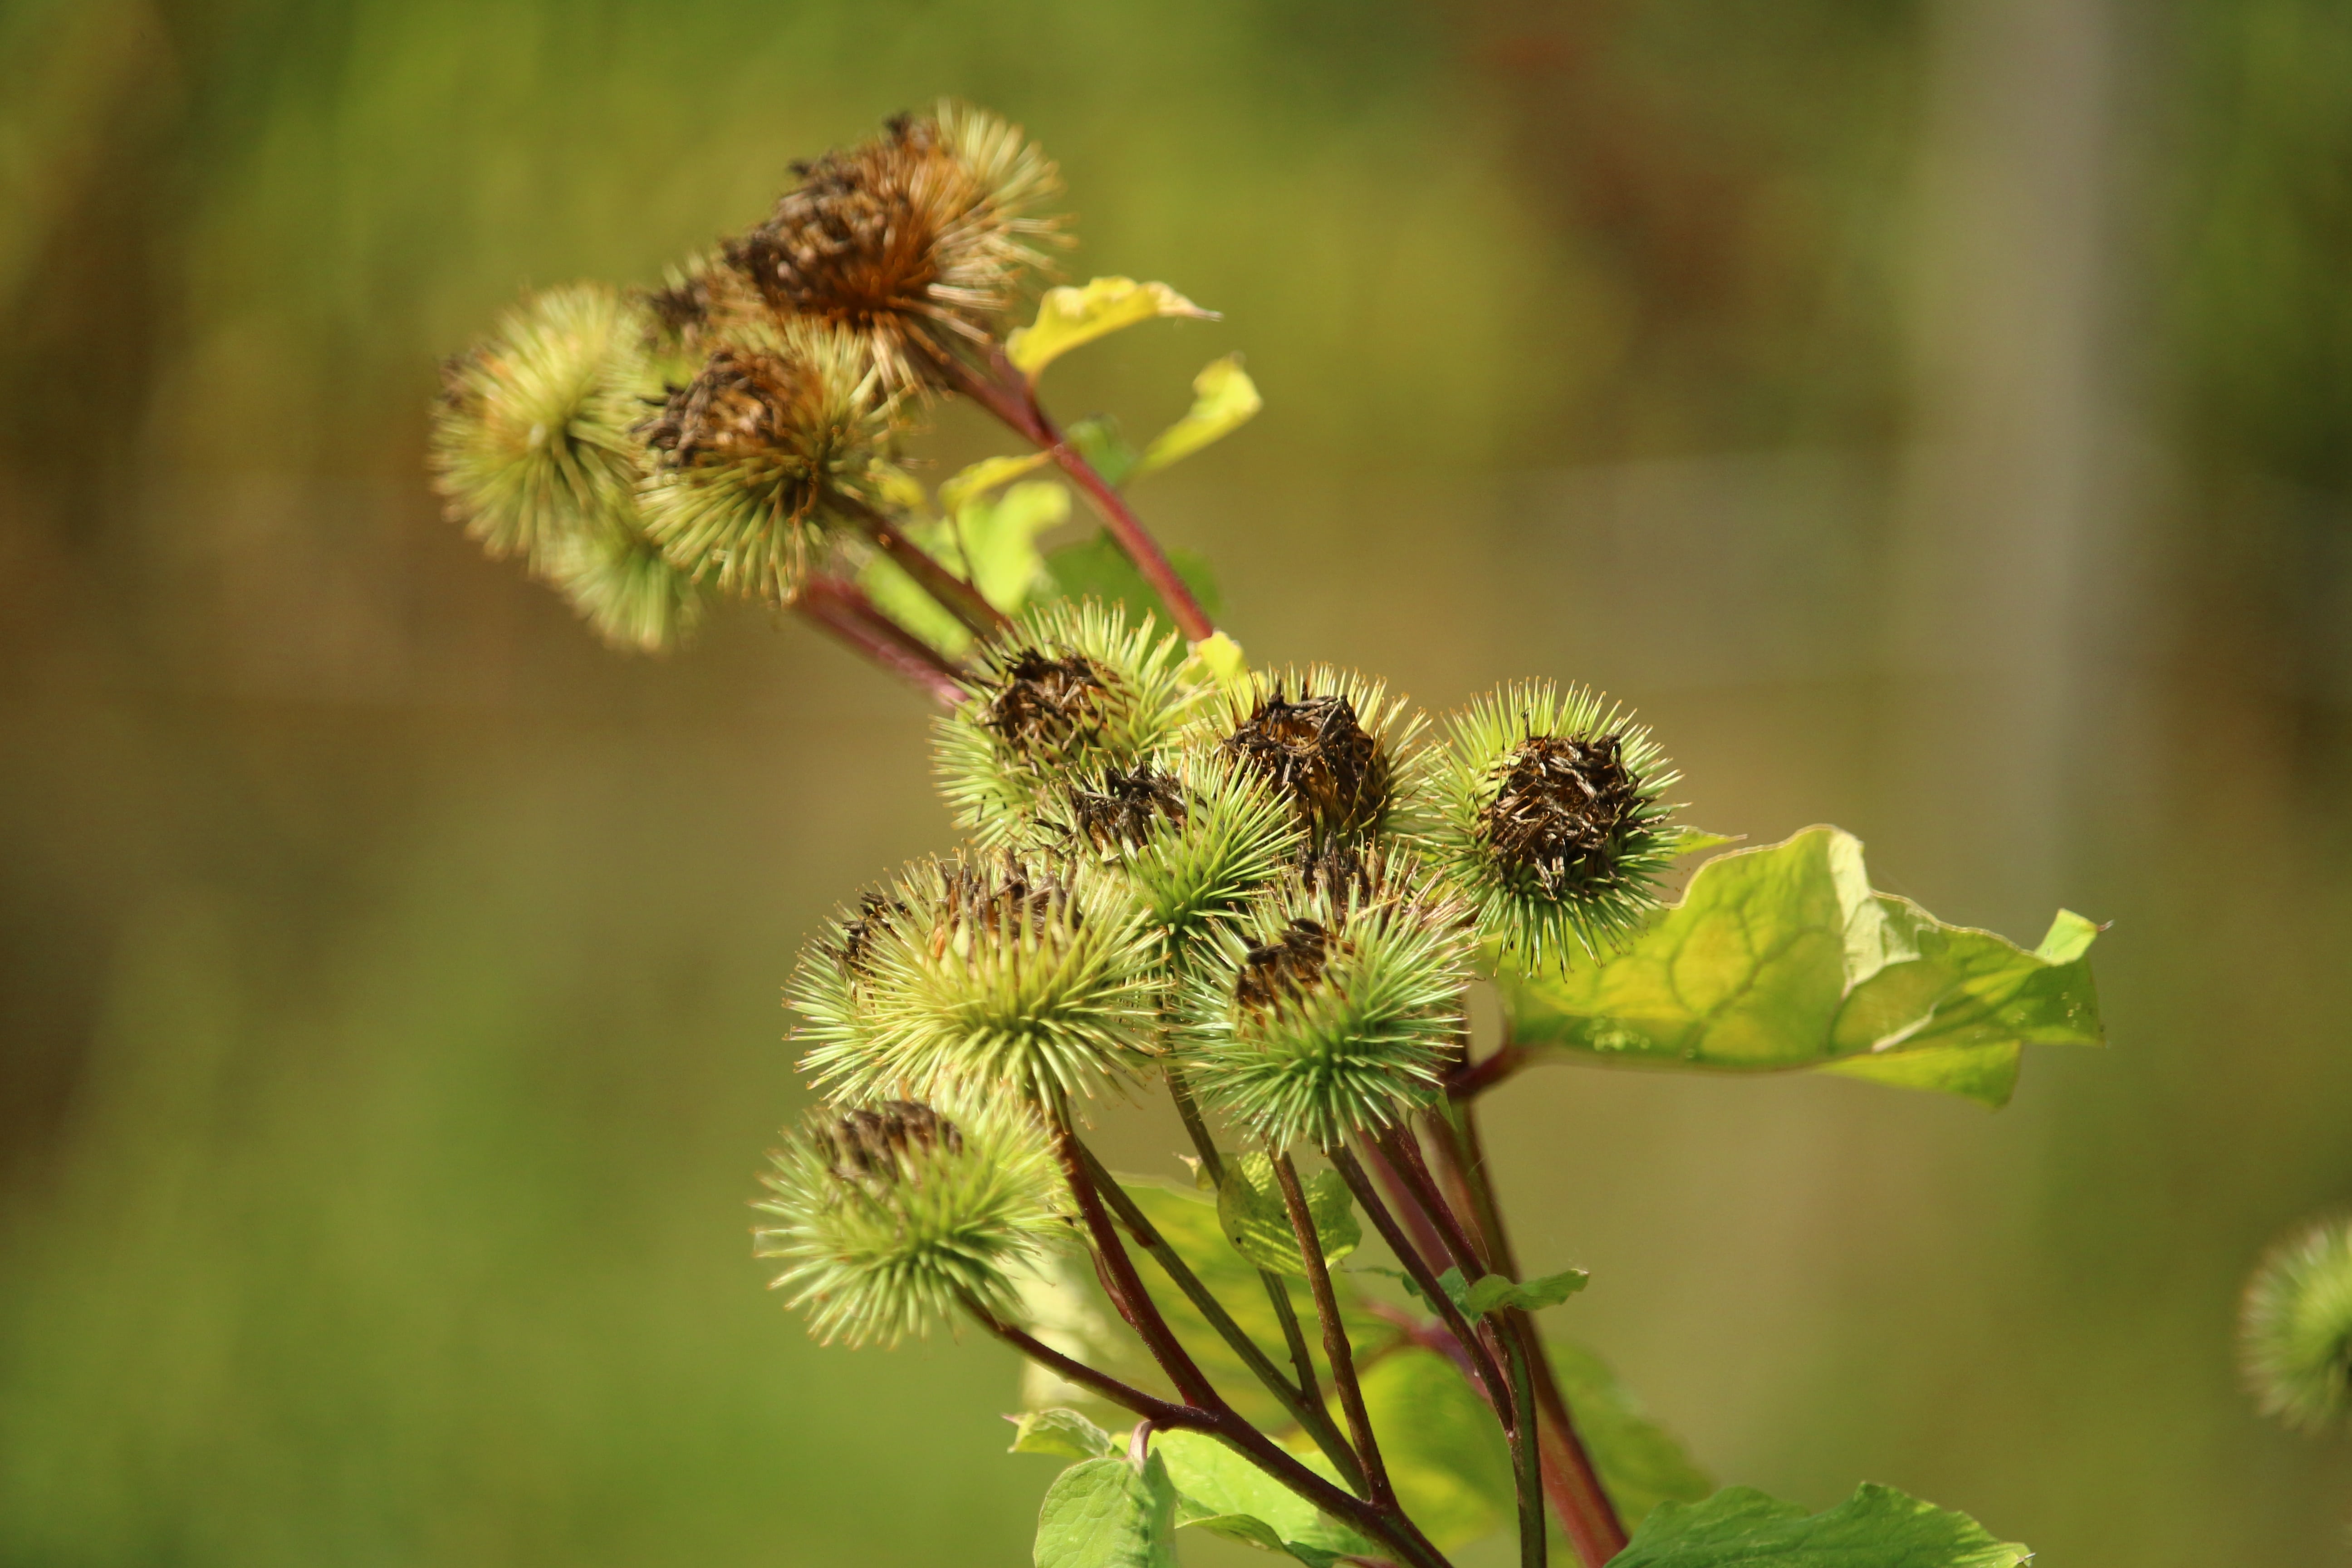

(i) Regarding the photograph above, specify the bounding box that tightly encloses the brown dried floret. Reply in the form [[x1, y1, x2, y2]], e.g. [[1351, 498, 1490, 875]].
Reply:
[[981, 650, 1112, 758], [724, 107, 1061, 391], [1478, 733, 1640, 894], [936, 859, 1076, 939], [1222, 689, 1391, 840], [1063, 766, 1189, 851], [815, 1100, 965, 1187], [1235, 918, 1339, 1014]]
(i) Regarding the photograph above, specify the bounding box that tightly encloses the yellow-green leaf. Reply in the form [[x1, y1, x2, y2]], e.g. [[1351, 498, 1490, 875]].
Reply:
[[1495, 826, 2103, 1107], [1612, 1483, 2029, 1567], [1216, 1152, 1360, 1278], [1010, 1408, 1120, 1460], [1007, 277, 1216, 379], [1132, 356, 1262, 478], [941, 451, 1052, 518]]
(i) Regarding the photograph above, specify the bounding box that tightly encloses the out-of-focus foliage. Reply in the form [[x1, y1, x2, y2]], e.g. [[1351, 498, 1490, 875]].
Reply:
[[8, 0, 2352, 1566]]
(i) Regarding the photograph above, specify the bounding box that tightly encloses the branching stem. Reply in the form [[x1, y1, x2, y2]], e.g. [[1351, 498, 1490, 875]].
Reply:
[[834, 495, 1010, 639], [1419, 1107, 1628, 1568], [944, 346, 1215, 642], [1068, 1134, 1366, 1490], [1273, 1152, 1394, 1509], [1165, 1066, 1331, 1425], [1326, 1144, 1508, 1410], [791, 576, 967, 706]]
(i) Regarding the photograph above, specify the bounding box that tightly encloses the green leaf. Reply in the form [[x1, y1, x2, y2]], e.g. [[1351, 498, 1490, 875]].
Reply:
[[1545, 1338, 1711, 1527], [1064, 416, 1142, 489], [1610, 1482, 2029, 1567], [1113, 1176, 1398, 1430], [1494, 826, 2104, 1107], [1034, 1455, 1179, 1568], [1007, 277, 1217, 379], [1152, 1430, 1376, 1566], [941, 451, 1052, 517], [1011, 1408, 1122, 1460], [956, 480, 1069, 613], [1460, 1268, 1588, 1317], [1042, 530, 1225, 628], [1217, 1153, 1361, 1278], [1132, 355, 1263, 478], [858, 542, 970, 657], [1353, 1346, 1514, 1548]]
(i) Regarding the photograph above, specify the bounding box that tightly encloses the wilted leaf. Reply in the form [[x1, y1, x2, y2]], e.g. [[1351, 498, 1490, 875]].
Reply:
[[1609, 1483, 2029, 1567], [1034, 1455, 1179, 1568], [1133, 355, 1262, 478], [1042, 530, 1223, 627], [1008, 277, 1216, 379], [1011, 1407, 1121, 1460], [1545, 1338, 1711, 1526], [1153, 1429, 1376, 1566], [1495, 826, 2103, 1107], [1218, 1153, 1361, 1278]]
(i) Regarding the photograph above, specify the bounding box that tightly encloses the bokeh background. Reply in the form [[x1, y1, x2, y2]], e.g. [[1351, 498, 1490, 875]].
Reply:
[[5, 0, 2352, 1562]]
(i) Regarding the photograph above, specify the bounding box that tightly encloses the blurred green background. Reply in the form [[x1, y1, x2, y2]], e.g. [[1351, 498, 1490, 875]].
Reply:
[[6, 0, 2352, 1562]]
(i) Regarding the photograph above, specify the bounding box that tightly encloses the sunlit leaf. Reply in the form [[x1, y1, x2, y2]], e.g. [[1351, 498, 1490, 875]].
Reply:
[[1011, 1407, 1121, 1460], [1152, 1429, 1376, 1567], [956, 480, 1069, 613], [1545, 1337, 1711, 1526], [1494, 826, 2103, 1107], [1610, 1483, 2029, 1567], [1034, 1455, 1179, 1568], [1132, 355, 1262, 478], [1008, 277, 1217, 379], [941, 451, 1052, 517], [1352, 1346, 1514, 1549], [1438, 1267, 1587, 1317], [1217, 1153, 1361, 1278], [1042, 531, 1224, 628]]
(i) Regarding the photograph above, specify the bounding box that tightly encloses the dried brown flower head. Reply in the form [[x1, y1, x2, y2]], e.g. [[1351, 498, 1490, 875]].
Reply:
[[816, 1100, 965, 1186], [1478, 733, 1642, 896], [633, 320, 894, 601], [1223, 686, 1391, 841], [1234, 918, 1338, 1015], [982, 650, 1112, 759], [1062, 766, 1189, 852], [723, 103, 1063, 391]]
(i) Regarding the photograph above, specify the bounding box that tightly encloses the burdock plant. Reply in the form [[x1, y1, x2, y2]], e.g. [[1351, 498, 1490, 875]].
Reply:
[[432, 102, 2109, 1568]]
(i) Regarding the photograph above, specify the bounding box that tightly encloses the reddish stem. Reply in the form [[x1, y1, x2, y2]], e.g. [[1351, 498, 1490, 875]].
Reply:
[[834, 495, 1011, 640], [1447, 1042, 1537, 1101], [943, 346, 1216, 642], [1274, 1151, 1394, 1509], [1419, 1109, 1628, 1568], [792, 576, 967, 706]]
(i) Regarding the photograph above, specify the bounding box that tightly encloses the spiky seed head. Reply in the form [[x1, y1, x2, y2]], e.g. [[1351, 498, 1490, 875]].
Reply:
[[539, 521, 705, 653], [635, 318, 898, 603], [934, 601, 1203, 848], [1214, 667, 1426, 849], [429, 282, 661, 568], [796, 854, 1161, 1107], [1423, 681, 1679, 969], [754, 1095, 1067, 1347], [723, 101, 1064, 392], [1049, 751, 1306, 969], [637, 250, 772, 354], [1181, 850, 1473, 1148], [2242, 1215, 2352, 1431]]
